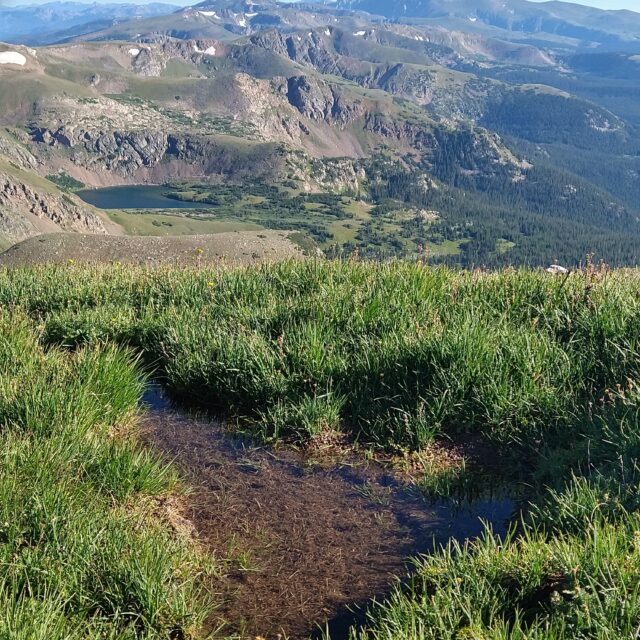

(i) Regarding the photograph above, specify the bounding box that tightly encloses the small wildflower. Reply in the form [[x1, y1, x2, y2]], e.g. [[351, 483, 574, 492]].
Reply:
[[68, 259, 76, 265], [207, 281, 214, 287]]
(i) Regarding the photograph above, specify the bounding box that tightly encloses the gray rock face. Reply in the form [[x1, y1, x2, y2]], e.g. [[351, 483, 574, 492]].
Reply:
[[0, 172, 106, 242], [0, 134, 39, 171], [377, 66, 435, 104], [245, 30, 497, 117], [32, 127, 171, 175], [363, 114, 438, 153], [30, 124, 289, 181], [303, 157, 367, 193], [132, 48, 165, 76], [248, 31, 439, 105], [286, 76, 363, 125]]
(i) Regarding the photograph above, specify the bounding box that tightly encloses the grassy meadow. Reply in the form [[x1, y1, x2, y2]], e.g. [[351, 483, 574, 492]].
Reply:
[[2, 259, 640, 637], [0, 311, 210, 638], [112, 182, 459, 260]]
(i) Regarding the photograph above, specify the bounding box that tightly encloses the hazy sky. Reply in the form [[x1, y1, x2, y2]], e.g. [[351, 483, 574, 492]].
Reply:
[[2, 0, 639, 10], [530, 0, 640, 9]]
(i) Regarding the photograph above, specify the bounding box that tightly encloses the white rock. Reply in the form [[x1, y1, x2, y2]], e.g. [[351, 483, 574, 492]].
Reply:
[[546, 264, 569, 274]]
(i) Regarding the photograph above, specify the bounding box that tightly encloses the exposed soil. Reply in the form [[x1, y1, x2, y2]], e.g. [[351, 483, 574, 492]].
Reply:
[[141, 388, 514, 640]]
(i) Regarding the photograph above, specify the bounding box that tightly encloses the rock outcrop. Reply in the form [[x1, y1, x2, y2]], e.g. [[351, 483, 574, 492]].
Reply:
[[285, 76, 364, 125], [0, 169, 106, 244]]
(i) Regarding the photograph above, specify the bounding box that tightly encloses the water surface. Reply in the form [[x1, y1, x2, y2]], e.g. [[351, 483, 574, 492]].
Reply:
[[77, 185, 215, 210], [142, 387, 516, 639]]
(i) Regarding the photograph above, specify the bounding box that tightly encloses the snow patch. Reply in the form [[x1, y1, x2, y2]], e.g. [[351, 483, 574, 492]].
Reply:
[[128, 48, 141, 57], [0, 51, 26, 66], [199, 10, 219, 18], [194, 43, 216, 55], [353, 30, 366, 36], [324, 28, 331, 36]]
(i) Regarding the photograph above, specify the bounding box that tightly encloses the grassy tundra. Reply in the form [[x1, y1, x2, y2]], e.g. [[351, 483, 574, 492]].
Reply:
[[0, 313, 209, 639], [2, 260, 640, 637]]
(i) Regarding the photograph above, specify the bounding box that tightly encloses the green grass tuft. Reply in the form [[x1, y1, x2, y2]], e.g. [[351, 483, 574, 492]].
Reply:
[[0, 310, 210, 638]]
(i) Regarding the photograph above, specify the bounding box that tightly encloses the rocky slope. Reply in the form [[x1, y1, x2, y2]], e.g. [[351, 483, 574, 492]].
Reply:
[[241, 26, 629, 143], [0, 230, 305, 266], [0, 37, 526, 191], [0, 170, 107, 245], [0, 124, 111, 248]]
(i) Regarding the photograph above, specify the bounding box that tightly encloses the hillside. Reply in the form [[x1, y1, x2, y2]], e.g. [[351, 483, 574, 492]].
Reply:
[[0, 37, 527, 256], [0, 128, 115, 249], [0, 230, 306, 266]]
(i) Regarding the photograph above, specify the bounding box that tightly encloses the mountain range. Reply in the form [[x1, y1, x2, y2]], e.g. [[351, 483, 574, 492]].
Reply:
[[0, 0, 639, 266], [340, 0, 640, 51], [0, 2, 181, 46]]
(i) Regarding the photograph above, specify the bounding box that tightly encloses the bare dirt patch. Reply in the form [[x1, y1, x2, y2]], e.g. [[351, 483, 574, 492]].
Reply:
[[141, 389, 514, 640]]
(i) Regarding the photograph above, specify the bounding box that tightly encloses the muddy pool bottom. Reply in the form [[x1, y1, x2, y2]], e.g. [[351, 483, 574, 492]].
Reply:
[[141, 388, 514, 639]]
